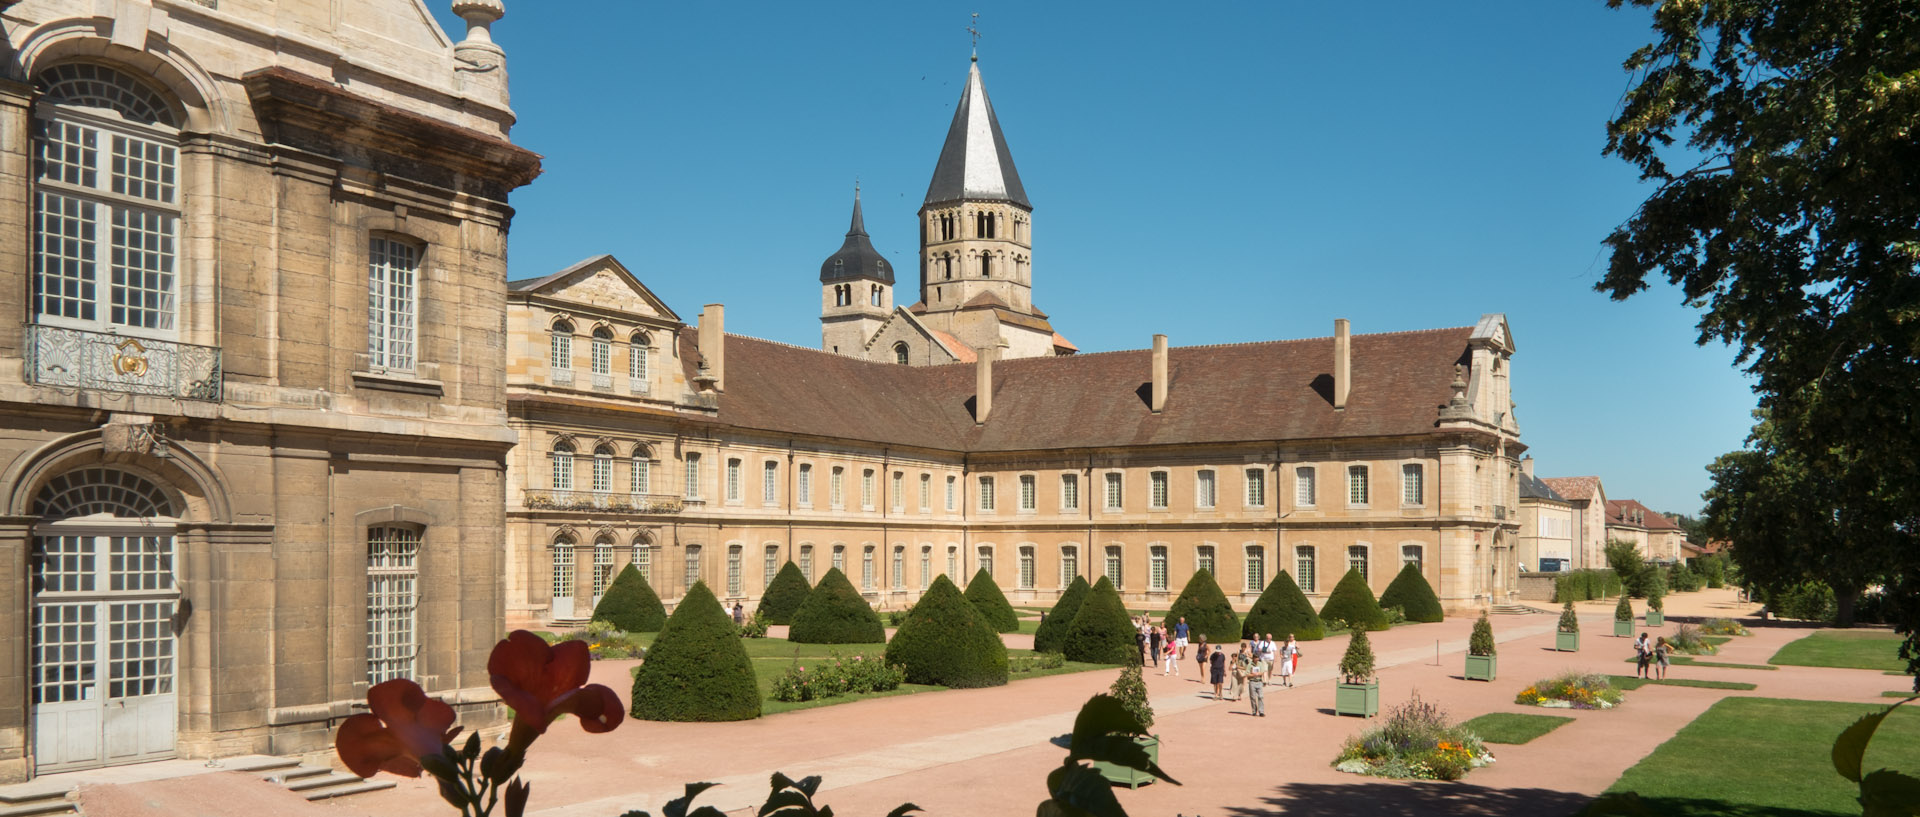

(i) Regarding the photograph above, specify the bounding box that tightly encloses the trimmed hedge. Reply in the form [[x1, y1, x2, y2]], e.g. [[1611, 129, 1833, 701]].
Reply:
[[1033, 575, 1091, 654], [787, 567, 885, 644], [629, 581, 760, 721], [963, 568, 1020, 633], [1242, 570, 1326, 641], [591, 564, 666, 633], [884, 574, 1008, 688], [1162, 569, 1241, 643], [1318, 568, 1390, 632], [757, 561, 811, 625], [1063, 577, 1139, 665], [1378, 563, 1444, 623], [1552, 569, 1624, 603]]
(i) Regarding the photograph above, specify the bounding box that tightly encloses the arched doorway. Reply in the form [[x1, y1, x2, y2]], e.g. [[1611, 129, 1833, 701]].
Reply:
[[30, 467, 182, 773]]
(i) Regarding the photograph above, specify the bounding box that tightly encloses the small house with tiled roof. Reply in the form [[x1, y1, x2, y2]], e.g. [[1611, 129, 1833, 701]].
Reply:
[[1517, 457, 1574, 571], [1604, 498, 1686, 563], [1541, 475, 1611, 570]]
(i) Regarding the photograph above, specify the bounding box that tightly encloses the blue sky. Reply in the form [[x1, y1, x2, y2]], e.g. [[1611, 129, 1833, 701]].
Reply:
[[436, 2, 1756, 515]]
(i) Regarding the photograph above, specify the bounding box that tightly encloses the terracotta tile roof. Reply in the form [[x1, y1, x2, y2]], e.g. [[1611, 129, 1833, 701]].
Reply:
[[1051, 332, 1079, 353], [963, 291, 1010, 309], [1605, 499, 1682, 531], [931, 330, 977, 363], [698, 326, 1475, 452], [1541, 476, 1602, 501]]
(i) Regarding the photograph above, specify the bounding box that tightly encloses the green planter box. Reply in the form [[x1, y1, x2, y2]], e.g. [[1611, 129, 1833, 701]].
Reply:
[[1556, 630, 1580, 652], [1646, 611, 1664, 627], [1464, 653, 1497, 681], [1335, 682, 1379, 718], [1614, 619, 1633, 637], [1092, 735, 1159, 789]]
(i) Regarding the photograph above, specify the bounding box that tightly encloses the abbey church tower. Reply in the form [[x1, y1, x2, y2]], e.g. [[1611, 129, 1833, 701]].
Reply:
[[819, 189, 893, 356]]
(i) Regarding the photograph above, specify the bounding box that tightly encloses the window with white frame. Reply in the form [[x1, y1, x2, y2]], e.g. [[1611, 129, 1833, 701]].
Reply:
[[684, 544, 702, 588], [977, 545, 993, 577], [630, 451, 651, 494], [832, 545, 846, 574], [945, 475, 957, 511], [798, 464, 813, 506], [1296, 466, 1316, 507], [893, 546, 905, 589], [727, 545, 742, 596], [551, 536, 575, 603], [1402, 463, 1424, 505], [591, 326, 612, 377], [629, 331, 650, 390], [1149, 471, 1169, 509], [367, 237, 419, 372], [1105, 473, 1123, 510], [632, 538, 652, 583], [367, 526, 420, 684], [919, 473, 931, 511], [683, 453, 702, 499], [1402, 544, 1423, 572], [1196, 469, 1217, 509], [862, 546, 875, 589], [1061, 473, 1080, 511], [1105, 545, 1124, 587], [725, 458, 741, 502], [978, 476, 996, 512], [861, 468, 876, 509], [1019, 546, 1035, 589], [830, 466, 844, 507], [891, 471, 903, 512], [1245, 545, 1266, 591], [765, 545, 779, 589], [1149, 545, 1168, 591], [1060, 545, 1079, 586], [1348, 465, 1369, 505], [920, 546, 932, 588], [1295, 546, 1316, 592], [1196, 544, 1216, 577], [1019, 474, 1036, 511], [32, 64, 182, 338], [763, 461, 778, 504], [1348, 544, 1369, 581], [947, 546, 959, 579], [550, 320, 573, 373], [1245, 468, 1266, 507], [592, 537, 615, 599], [551, 441, 575, 491], [799, 545, 814, 582], [592, 444, 613, 493]]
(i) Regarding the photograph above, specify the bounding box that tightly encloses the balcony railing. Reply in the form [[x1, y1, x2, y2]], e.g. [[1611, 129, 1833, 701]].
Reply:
[[523, 490, 683, 514], [26, 324, 222, 401], [591, 373, 613, 391]]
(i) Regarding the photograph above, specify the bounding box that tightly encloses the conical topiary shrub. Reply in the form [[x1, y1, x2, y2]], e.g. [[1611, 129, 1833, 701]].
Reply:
[[629, 581, 760, 721], [884, 575, 1008, 688], [787, 567, 885, 644], [1241, 571, 1326, 641], [1615, 593, 1633, 622], [1559, 601, 1580, 633], [1319, 568, 1390, 632], [757, 561, 811, 625], [591, 564, 667, 633], [1469, 612, 1496, 657], [1162, 569, 1241, 643], [1064, 576, 1139, 665], [1378, 563, 1445, 623], [1339, 629, 1377, 684], [963, 568, 1020, 633], [1033, 575, 1091, 654]]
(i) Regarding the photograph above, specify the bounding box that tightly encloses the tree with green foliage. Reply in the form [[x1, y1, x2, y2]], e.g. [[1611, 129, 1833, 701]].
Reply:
[[1318, 568, 1389, 632], [629, 581, 760, 722], [884, 575, 1007, 688], [1338, 629, 1375, 684], [1469, 613, 1495, 657], [756, 561, 811, 625], [1162, 569, 1240, 643], [1063, 576, 1138, 665], [1605, 539, 1651, 598], [1108, 665, 1154, 732], [1242, 571, 1325, 641], [1558, 601, 1579, 634], [1602, 0, 1919, 686], [590, 564, 666, 633], [1378, 563, 1444, 623], [962, 568, 1020, 633], [1615, 594, 1633, 623], [786, 567, 884, 644], [1033, 575, 1090, 654]]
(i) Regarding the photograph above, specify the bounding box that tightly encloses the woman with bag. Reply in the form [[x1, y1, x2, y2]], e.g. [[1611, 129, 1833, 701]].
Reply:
[[1277, 634, 1300, 688]]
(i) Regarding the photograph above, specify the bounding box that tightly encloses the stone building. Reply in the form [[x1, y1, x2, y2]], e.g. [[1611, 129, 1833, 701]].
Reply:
[[1540, 475, 1609, 570], [1603, 498, 1685, 564], [1, 0, 536, 781], [1516, 457, 1573, 572]]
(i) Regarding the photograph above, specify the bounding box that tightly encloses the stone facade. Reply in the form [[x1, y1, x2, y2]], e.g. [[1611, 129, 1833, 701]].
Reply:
[[1517, 458, 1574, 571], [1, 0, 535, 781]]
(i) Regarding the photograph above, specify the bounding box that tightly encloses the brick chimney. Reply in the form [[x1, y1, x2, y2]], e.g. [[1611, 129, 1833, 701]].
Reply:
[[974, 344, 998, 424], [1522, 455, 1534, 478], [1150, 334, 1169, 413], [1333, 318, 1351, 409], [697, 304, 724, 391]]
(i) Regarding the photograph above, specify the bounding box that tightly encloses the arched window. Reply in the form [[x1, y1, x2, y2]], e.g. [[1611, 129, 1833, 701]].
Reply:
[[870, 284, 882, 307], [551, 440, 575, 492], [368, 526, 420, 683], [942, 253, 953, 280], [551, 534, 576, 606], [592, 443, 613, 493], [592, 535, 615, 601], [832, 544, 846, 574], [947, 546, 959, 579], [629, 331, 651, 394], [980, 254, 991, 277], [550, 319, 574, 384], [630, 446, 651, 494], [32, 64, 183, 338], [631, 535, 653, 583], [862, 545, 875, 590], [590, 326, 612, 389], [920, 545, 932, 589]]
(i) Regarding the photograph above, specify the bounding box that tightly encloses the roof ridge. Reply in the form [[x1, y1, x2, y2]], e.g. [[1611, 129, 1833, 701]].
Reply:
[[989, 325, 1475, 363]]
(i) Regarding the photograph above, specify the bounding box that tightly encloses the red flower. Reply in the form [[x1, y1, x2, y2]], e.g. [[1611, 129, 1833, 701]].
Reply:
[[489, 630, 625, 746], [335, 679, 460, 778]]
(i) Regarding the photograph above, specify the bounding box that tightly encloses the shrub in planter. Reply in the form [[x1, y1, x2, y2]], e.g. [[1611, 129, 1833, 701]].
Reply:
[[1614, 594, 1634, 637], [963, 568, 1021, 633], [630, 581, 761, 721], [1242, 571, 1326, 641], [1332, 694, 1494, 780], [1033, 575, 1091, 654], [1109, 664, 1155, 732], [1063, 577, 1140, 665], [1163, 569, 1241, 643], [1320, 568, 1390, 632], [1095, 665, 1162, 788], [1464, 613, 1496, 681], [1336, 629, 1380, 717], [1378, 563, 1445, 623], [757, 561, 811, 625], [883, 574, 1008, 688], [1340, 630, 1377, 685], [1556, 601, 1580, 652], [1559, 601, 1581, 633], [787, 567, 885, 644], [1647, 582, 1666, 626], [591, 564, 667, 633]]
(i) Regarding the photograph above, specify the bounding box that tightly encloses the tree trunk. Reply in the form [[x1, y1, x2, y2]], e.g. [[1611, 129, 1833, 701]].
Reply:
[[1835, 587, 1858, 628]]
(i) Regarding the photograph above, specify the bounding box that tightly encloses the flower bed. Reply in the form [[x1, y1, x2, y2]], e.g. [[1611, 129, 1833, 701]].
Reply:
[[1668, 623, 1717, 655], [558, 620, 648, 659], [1700, 617, 1751, 636], [769, 651, 907, 702], [1516, 671, 1625, 710], [1331, 696, 1495, 781]]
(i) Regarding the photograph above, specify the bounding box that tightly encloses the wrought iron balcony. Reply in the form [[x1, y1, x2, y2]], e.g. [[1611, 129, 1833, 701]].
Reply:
[[522, 489, 683, 514], [26, 325, 222, 401]]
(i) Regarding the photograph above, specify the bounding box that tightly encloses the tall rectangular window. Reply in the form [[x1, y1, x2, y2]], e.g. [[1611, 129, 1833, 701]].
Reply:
[[1196, 470, 1217, 509], [799, 546, 814, 582], [367, 526, 419, 684], [861, 468, 875, 509], [33, 116, 181, 336], [630, 455, 650, 494], [629, 338, 650, 388], [1245, 468, 1266, 507], [948, 548, 958, 579], [367, 238, 418, 372], [590, 330, 612, 377], [1245, 546, 1266, 591], [727, 546, 742, 596], [765, 545, 779, 590], [919, 473, 931, 511], [1402, 545, 1423, 571], [1296, 547, 1315, 592], [978, 476, 996, 512], [1019, 546, 1035, 589], [862, 546, 875, 589], [1060, 546, 1078, 586], [946, 476, 957, 511], [977, 546, 993, 577], [1149, 472, 1169, 509], [592, 542, 614, 599], [798, 464, 813, 506], [550, 327, 572, 371], [1105, 545, 1123, 588], [1105, 473, 1123, 510], [893, 547, 905, 589], [684, 545, 702, 588], [726, 458, 742, 502], [763, 461, 778, 504], [1348, 465, 1369, 505], [1402, 464, 1424, 505], [683, 453, 702, 499], [552, 448, 573, 491], [1019, 475, 1037, 511], [1061, 474, 1080, 511], [1196, 545, 1215, 577], [920, 547, 932, 588], [632, 543, 651, 583], [1348, 545, 1369, 581], [592, 452, 612, 493], [891, 471, 904, 512], [1296, 467, 1316, 507], [551, 540, 574, 607], [830, 466, 844, 507], [1149, 546, 1168, 591], [832, 546, 845, 574]]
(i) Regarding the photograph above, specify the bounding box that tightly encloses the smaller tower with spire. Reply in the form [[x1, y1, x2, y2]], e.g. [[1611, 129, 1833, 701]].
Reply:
[[819, 186, 894, 356]]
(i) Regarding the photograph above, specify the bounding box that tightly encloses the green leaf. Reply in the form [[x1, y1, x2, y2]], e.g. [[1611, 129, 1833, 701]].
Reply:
[[663, 782, 721, 817], [1067, 695, 1144, 759], [1834, 697, 1912, 783], [883, 804, 923, 817], [1049, 764, 1128, 817], [1859, 770, 1920, 817]]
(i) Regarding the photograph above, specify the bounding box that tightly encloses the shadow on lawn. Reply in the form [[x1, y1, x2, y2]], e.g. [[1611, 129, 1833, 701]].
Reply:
[[1218, 784, 1846, 817]]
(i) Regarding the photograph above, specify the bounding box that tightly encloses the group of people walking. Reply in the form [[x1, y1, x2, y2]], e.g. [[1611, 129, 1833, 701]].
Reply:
[[1633, 632, 1673, 679], [1132, 616, 1300, 717]]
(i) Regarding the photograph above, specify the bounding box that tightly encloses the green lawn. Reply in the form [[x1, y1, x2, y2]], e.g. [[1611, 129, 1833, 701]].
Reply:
[[1886, 691, 1920, 698], [1459, 712, 1572, 745], [1599, 697, 1920, 817], [1623, 656, 1779, 671], [1700, 636, 1731, 647], [1606, 675, 1757, 692], [1769, 630, 1908, 672]]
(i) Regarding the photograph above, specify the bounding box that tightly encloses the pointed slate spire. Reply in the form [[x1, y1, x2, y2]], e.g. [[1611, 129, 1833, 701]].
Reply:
[[820, 185, 894, 284], [924, 59, 1029, 209]]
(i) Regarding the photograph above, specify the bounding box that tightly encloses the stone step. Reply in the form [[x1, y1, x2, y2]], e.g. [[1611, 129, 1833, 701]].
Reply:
[[285, 773, 367, 793], [0, 796, 77, 817], [1490, 604, 1547, 615], [261, 765, 330, 784], [301, 779, 397, 801]]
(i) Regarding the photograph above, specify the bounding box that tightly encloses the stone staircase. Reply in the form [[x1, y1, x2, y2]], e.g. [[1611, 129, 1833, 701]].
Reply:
[[0, 788, 78, 817], [1491, 603, 1550, 615], [244, 757, 396, 801]]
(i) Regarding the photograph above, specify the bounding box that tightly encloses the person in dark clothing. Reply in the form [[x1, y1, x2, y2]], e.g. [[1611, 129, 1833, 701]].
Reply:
[[1149, 626, 1165, 670], [1209, 645, 1228, 700], [1135, 617, 1149, 666]]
